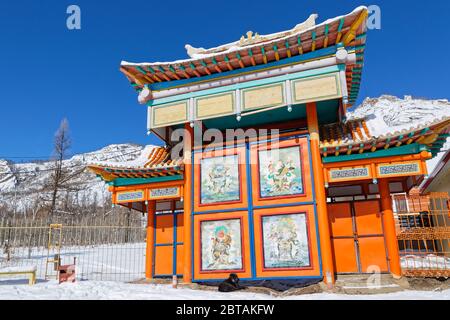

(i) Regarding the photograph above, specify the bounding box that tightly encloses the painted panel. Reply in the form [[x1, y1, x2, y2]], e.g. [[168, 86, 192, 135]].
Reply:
[[332, 238, 358, 273], [328, 202, 353, 237], [194, 147, 248, 212], [154, 246, 173, 276], [155, 215, 174, 244], [200, 218, 243, 272], [149, 186, 181, 200], [376, 161, 422, 178], [358, 237, 388, 273], [195, 92, 235, 120], [176, 214, 184, 243], [176, 244, 184, 275], [251, 136, 313, 206], [292, 73, 341, 104], [200, 155, 240, 204], [261, 213, 310, 269], [116, 190, 145, 203], [258, 145, 304, 198], [193, 212, 252, 280], [152, 101, 188, 128], [354, 201, 383, 236], [328, 166, 372, 183], [242, 83, 285, 111], [253, 205, 321, 278]]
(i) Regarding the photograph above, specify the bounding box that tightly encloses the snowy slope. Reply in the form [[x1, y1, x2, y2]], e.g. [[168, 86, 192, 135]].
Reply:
[[348, 95, 450, 175], [0, 144, 147, 213], [347, 95, 450, 138]]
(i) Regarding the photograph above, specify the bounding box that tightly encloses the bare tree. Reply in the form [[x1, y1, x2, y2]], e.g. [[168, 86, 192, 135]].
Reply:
[[47, 118, 72, 219]]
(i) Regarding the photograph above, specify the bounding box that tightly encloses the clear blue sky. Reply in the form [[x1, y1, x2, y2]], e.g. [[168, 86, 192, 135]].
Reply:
[[0, 0, 449, 160]]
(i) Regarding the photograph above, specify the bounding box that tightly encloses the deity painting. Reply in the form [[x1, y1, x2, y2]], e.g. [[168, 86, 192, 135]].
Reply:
[[262, 213, 310, 268], [200, 155, 240, 204], [200, 219, 243, 271], [258, 146, 303, 198]]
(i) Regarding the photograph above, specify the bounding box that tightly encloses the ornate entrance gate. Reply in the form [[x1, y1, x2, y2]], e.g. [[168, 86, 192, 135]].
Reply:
[[328, 200, 389, 274]]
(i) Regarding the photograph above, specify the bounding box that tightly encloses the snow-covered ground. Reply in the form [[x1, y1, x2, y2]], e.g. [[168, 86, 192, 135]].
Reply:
[[0, 280, 448, 300], [401, 254, 450, 270], [1, 243, 146, 282]]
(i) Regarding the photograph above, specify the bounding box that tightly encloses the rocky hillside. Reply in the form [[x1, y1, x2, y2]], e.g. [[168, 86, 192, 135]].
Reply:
[[0, 144, 145, 214]]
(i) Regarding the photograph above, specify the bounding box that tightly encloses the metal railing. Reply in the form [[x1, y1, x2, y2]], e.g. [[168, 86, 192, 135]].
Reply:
[[0, 212, 147, 282], [394, 192, 450, 277]]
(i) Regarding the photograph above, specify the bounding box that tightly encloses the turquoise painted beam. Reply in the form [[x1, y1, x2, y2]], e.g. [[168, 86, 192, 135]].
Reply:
[[107, 175, 184, 187], [149, 65, 341, 106], [322, 143, 428, 163]]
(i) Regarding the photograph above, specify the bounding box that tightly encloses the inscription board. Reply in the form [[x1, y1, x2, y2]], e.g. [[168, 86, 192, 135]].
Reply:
[[292, 73, 341, 104], [329, 167, 371, 182], [377, 162, 422, 177], [152, 101, 188, 128], [149, 187, 181, 200], [242, 83, 285, 111], [116, 190, 145, 203], [196, 93, 234, 119]]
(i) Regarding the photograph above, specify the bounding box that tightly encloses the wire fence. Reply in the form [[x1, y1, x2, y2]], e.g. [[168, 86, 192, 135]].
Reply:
[[0, 212, 147, 282], [394, 192, 450, 277]]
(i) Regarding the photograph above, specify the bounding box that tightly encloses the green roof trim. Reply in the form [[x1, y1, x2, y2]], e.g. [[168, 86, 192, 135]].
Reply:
[[322, 143, 429, 163], [107, 175, 184, 187]]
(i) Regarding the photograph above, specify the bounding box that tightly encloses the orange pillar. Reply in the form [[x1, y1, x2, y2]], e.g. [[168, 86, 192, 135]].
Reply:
[[306, 102, 335, 285], [183, 124, 193, 283], [145, 200, 156, 279], [379, 179, 402, 278]]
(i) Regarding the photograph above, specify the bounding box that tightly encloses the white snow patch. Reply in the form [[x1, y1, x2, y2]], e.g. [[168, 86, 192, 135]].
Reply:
[[347, 95, 450, 138], [0, 281, 448, 300], [401, 254, 450, 270]]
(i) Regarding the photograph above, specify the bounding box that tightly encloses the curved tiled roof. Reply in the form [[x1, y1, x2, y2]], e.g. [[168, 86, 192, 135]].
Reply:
[[88, 146, 184, 181], [320, 117, 450, 157], [120, 6, 368, 106]]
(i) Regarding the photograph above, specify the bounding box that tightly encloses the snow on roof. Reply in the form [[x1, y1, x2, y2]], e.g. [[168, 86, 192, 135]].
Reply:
[[347, 95, 450, 138], [88, 145, 157, 169], [121, 6, 367, 67]]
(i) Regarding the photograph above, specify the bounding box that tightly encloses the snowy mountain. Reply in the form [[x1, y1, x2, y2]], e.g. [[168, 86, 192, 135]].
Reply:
[[347, 95, 450, 137], [0, 144, 145, 214], [347, 95, 450, 174]]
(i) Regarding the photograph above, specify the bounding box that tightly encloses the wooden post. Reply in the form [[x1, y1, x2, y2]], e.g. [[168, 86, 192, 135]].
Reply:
[[306, 102, 335, 285], [183, 123, 194, 283], [145, 200, 156, 279], [379, 179, 402, 278]]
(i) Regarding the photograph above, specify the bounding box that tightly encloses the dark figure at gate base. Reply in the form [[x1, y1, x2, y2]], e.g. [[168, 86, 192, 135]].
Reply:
[[218, 273, 247, 292]]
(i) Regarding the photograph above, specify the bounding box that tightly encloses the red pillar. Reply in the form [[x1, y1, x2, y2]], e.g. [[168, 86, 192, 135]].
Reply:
[[379, 179, 402, 278], [145, 200, 156, 279], [183, 124, 193, 283], [306, 102, 335, 285]]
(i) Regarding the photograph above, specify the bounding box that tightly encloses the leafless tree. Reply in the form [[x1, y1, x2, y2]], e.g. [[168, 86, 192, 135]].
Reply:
[[47, 118, 72, 219]]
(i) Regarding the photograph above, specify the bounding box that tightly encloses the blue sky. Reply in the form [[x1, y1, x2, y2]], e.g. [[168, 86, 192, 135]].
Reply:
[[0, 0, 449, 160]]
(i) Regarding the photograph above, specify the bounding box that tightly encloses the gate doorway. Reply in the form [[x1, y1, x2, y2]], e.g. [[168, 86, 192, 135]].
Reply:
[[328, 200, 389, 274], [153, 200, 184, 278]]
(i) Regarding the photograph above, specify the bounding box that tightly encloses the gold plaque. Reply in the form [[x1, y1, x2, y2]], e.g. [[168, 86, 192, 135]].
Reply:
[[116, 190, 145, 203], [196, 93, 234, 119], [242, 83, 285, 111], [152, 101, 188, 128], [292, 74, 341, 103]]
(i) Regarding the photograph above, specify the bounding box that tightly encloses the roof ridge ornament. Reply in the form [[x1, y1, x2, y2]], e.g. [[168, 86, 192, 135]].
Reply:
[[184, 13, 319, 59]]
